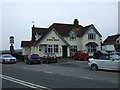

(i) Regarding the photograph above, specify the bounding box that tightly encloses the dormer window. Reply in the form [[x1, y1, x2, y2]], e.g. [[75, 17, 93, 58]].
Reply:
[[70, 32, 77, 40]]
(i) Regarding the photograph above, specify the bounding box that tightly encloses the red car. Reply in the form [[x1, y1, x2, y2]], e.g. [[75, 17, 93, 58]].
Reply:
[[73, 50, 89, 60], [41, 53, 57, 63]]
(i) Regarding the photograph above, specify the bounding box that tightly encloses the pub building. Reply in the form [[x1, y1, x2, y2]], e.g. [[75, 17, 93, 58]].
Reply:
[[21, 19, 102, 57]]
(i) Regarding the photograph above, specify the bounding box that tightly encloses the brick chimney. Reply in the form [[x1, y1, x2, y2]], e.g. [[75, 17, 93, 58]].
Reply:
[[31, 25, 36, 42], [73, 19, 79, 27]]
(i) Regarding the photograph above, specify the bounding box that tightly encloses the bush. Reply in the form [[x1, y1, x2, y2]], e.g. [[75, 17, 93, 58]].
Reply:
[[12, 54, 25, 61]]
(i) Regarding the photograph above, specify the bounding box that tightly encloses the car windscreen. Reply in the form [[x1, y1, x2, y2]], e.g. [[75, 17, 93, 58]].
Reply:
[[3, 55, 12, 58], [111, 54, 120, 60], [115, 53, 120, 56], [48, 53, 56, 57], [76, 51, 87, 54], [31, 55, 39, 59], [99, 55, 111, 60]]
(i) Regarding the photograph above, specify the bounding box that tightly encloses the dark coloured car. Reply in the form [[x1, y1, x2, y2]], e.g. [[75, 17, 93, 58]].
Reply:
[[93, 50, 109, 59], [73, 50, 89, 60], [25, 54, 41, 65], [41, 53, 57, 63]]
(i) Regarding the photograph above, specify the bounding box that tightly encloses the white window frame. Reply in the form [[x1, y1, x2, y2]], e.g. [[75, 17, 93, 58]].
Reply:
[[70, 46, 77, 53], [88, 33, 96, 40], [70, 32, 77, 40], [87, 46, 96, 53], [45, 44, 59, 53]]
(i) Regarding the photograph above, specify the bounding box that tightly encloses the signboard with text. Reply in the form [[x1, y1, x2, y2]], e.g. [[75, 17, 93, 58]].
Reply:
[[47, 37, 59, 41], [10, 36, 14, 44]]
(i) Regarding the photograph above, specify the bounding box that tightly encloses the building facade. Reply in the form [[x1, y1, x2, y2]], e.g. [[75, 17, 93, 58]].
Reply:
[[21, 19, 102, 57], [102, 34, 120, 52]]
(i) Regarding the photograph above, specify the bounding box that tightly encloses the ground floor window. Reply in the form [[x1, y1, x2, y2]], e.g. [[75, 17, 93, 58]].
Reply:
[[45, 44, 58, 53], [87, 46, 96, 53], [70, 46, 77, 53]]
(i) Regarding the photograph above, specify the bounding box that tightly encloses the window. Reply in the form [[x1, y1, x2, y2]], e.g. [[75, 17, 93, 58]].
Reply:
[[45, 45, 47, 53], [87, 46, 96, 53], [88, 34, 96, 40], [117, 40, 119, 44], [70, 46, 77, 53], [70, 32, 77, 40], [48, 45, 52, 53], [99, 55, 111, 60], [45, 45, 58, 53], [54, 45, 58, 53]]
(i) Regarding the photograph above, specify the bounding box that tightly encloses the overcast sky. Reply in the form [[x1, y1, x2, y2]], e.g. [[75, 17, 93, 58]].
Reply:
[[1, 1, 119, 50]]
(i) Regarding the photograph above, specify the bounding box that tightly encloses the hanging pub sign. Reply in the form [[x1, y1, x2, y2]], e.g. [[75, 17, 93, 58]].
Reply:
[[47, 37, 59, 41], [10, 36, 14, 44]]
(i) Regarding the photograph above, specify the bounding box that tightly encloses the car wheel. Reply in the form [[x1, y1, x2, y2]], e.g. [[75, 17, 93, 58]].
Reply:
[[86, 58, 89, 61], [39, 61, 41, 64], [73, 57, 76, 60], [91, 64, 98, 71], [78, 58, 81, 61], [55, 60, 57, 63], [46, 60, 49, 64], [28, 62, 32, 65], [2, 60, 5, 64]]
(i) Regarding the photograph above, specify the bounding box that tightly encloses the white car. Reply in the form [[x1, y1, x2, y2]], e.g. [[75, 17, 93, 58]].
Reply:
[[0, 54, 16, 64], [88, 54, 120, 71]]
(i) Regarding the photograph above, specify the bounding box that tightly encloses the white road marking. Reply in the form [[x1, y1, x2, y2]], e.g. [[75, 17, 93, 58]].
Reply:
[[44, 71, 53, 74], [59, 74, 70, 76], [80, 76, 93, 80], [0, 74, 52, 90]]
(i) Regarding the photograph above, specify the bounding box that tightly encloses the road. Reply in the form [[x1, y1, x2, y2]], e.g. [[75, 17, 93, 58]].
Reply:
[[1, 59, 119, 89]]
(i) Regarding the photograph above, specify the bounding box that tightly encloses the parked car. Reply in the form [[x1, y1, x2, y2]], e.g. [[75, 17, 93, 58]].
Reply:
[[88, 54, 120, 71], [25, 54, 41, 65], [111, 52, 120, 56], [0, 54, 16, 64], [73, 50, 89, 60], [93, 50, 109, 59], [41, 53, 57, 63]]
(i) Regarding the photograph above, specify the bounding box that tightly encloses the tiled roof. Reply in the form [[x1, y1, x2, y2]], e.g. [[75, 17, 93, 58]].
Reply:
[[35, 23, 92, 37], [21, 41, 35, 47], [86, 42, 98, 46], [35, 28, 48, 35], [104, 34, 120, 43]]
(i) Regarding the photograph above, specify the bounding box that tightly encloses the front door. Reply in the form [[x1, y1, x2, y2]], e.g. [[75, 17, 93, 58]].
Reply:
[[62, 46, 68, 58]]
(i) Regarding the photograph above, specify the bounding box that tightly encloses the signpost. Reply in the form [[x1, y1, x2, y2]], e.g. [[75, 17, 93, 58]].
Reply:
[[9, 36, 14, 54]]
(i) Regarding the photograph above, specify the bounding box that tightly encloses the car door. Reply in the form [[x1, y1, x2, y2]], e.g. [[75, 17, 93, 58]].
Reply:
[[110, 54, 120, 70], [111, 60, 119, 70], [97, 55, 112, 70], [100, 55, 119, 70]]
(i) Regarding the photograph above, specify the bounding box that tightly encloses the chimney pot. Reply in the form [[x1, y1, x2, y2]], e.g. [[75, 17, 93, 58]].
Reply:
[[73, 19, 79, 26]]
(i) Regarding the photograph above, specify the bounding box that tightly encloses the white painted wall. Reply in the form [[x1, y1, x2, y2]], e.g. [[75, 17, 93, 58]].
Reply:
[[102, 45, 115, 51], [40, 31, 66, 45], [22, 47, 31, 55]]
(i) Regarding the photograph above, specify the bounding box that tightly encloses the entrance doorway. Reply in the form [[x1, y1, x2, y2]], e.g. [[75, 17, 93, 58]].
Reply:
[[62, 46, 68, 58]]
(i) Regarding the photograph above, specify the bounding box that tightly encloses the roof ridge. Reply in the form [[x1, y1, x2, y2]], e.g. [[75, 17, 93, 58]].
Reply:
[[108, 34, 120, 37], [53, 23, 73, 25], [51, 23, 85, 28], [35, 27, 48, 29]]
